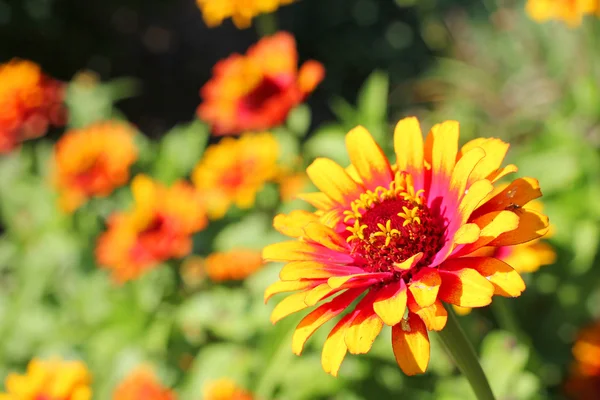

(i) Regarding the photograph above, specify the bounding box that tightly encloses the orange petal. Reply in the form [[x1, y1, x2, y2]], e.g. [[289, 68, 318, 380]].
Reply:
[[472, 177, 542, 218], [469, 257, 526, 297], [502, 241, 556, 274], [298, 60, 325, 93], [263, 241, 353, 263], [306, 158, 363, 205], [408, 267, 441, 308], [394, 117, 424, 181], [450, 146, 486, 199], [438, 262, 495, 307], [292, 288, 362, 355], [391, 313, 430, 375], [321, 313, 354, 377], [270, 291, 311, 324], [488, 208, 549, 247], [412, 300, 448, 331], [273, 211, 320, 238], [461, 138, 510, 186], [345, 295, 384, 354], [345, 125, 393, 188], [373, 280, 408, 326], [305, 283, 338, 306]]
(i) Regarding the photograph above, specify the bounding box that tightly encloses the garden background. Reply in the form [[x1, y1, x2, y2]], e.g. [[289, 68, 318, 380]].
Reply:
[[0, 0, 599, 399]]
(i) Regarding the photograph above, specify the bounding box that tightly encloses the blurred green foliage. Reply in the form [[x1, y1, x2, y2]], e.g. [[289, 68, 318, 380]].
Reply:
[[1, 1, 600, 399]]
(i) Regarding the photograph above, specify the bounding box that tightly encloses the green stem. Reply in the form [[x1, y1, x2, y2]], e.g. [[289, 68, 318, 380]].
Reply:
[[437, 306, 496, 400], [255, 12, 278, 37], [490, 298, 543, 372]]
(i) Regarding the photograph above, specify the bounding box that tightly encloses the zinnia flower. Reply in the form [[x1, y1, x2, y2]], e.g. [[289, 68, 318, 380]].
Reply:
[[0, 357, 91, 400], [196, 0, 295, 29], [113, 366, 175, 400], [526, 0, 599, 26], [96, 174, 207, 283], [192, 132, 279, 219], [197, 32, 324, 135], [202, 379, 253, 400], [53, 121, 138, 212], [263, 117, 549, 376], [0, 59, 66, 153], [565, 321, 600, 399], [205, 249, 264, 281]]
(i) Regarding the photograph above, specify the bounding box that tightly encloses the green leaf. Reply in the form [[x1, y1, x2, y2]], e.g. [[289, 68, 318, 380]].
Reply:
[[303, 123, 350, 166], [152, 120, 209, 184], [357, 70, 389, 124], [286, 104, 312, 137]]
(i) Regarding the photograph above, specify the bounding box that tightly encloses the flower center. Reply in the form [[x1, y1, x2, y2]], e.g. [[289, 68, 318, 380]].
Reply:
[[344, 172, 446, 279], [239, 76, 286, 113]]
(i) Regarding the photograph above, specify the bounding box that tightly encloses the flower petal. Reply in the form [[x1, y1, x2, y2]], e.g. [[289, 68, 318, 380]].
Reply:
[[321, 313, 354, 377], [450, 146, 486, 199], [270, 291, 311, 323], [273, 211, 320, 238], [438, 261, 495, 307], [303, 222, 349, 252], [345, 293, 384, 354], [429, 120, 459, 194], [453, 210, 519, 257], [264, 280, 316, 302], [280, 261, 364, 281], [488, 208, 550, 247], [297, 192, 335, 210], [453, 223, 481, 245], [472, 177, 542, 218], [394, 117, 424, 189], [307, 158, 363, 205], [391, 314, 430, 376], [345, 125, 393, 189], [469, 257, 526, 297], [460, 138, 510, 186], [408, 267, 441, 308], [409, 299, 448, 331], [292, 288, 363, 355], [373, 280, 408, 326], [263, 241, 354, 264]]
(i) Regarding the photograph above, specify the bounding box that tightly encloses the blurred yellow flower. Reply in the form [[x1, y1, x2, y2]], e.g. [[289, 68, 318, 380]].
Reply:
[[96, 175, 207, 283], [0, 357, 91, 400], [264, 117, 549, 376], [565, 321, 600, 399], [53, 121, 138, 213], [192, 132, 279, 219], [113, 366, 175, 400], [526, 0, 599, 26], [196, 0, 295, 29], [202, 378, 253, 400], [205, 249, 264, 281], [198, 32, 324, 135], [0, 59, 66, 153]]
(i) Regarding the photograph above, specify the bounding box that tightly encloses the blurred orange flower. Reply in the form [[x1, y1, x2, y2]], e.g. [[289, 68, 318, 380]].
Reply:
[[113, 366, 175, 400], [264, 118, 549, 376], [0, 357, 91, 400], [53, 121, 138, 212], [192, 132, 279, 219], [198, 32, 324, 135], [96, 175, 207, 283], [526, 0, 599, 26], [565, 321, 600, 399], [205, 249, 264, 281], [202, 379, 253, 400], [278, 171, 309, 203], [0, 59, 66, 153], [196, 0, 295, 29]]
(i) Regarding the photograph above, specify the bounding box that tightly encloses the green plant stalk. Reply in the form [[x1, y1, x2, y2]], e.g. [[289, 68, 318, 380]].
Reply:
[[437, 305, 496, 400]]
